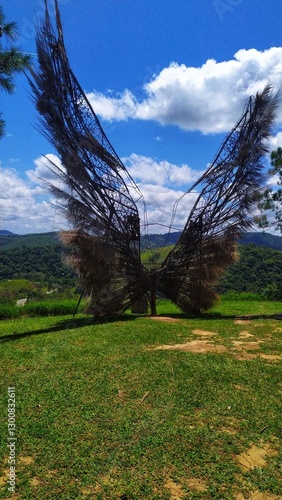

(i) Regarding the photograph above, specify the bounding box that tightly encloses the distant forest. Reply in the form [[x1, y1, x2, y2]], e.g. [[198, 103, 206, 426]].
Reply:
[[0, 245, 75, 287], [1, 230, 282, 251], [0, 232, 282, 298], [217, 244, 282, 298]]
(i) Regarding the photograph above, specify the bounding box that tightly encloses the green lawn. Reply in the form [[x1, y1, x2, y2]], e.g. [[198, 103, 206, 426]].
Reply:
[[0, 300, 282, 499]]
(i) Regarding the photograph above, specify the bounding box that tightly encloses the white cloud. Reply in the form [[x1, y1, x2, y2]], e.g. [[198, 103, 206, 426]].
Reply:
[[27, 154, 64, 188], [263, 132, 282, 186], [267, 131, 282, 151], [0, 158, 67, 234], [0, 153, 202, 234], [86, 89, 138, 121], [120, 153, 203, 232], [266, 173, 280, 186], [135, 183, 199, 233], [3, 145, 279, 235], [122, 153, 203, 187], [87, 47, 282, 134], [120, 154, 203, 232]]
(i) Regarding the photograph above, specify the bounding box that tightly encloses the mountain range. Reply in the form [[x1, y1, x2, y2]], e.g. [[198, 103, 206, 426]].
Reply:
[[0, 230, 281, 251]]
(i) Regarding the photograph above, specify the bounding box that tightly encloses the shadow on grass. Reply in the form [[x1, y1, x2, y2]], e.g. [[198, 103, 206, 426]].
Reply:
[[0, 314, 139, 343], [1, 311, 281, 343]]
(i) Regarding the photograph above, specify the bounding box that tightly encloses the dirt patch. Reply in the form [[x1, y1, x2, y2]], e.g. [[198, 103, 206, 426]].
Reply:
[[149, 327, 281, 359], [236, 490, 282, 499], [0, 474, 7, 486], [30, 477, 41, 487], [45, 469, 58, 478], [152, 340, 228, 354], [150, 316, 179, 323], [192, 329, 217, 336], [164, 478, 185, 499], [239, 331, 255, 338], [234, 353, 257, 361], [234, 384, 249, 391], [80, 485, 101, 495], [236, 443, 277, 471], [186, 478, 208, 492], [118, 388, 126, 399], [234, 320, 252, 325], [259, 354, 282, 362], [19, 456, 34, 465], [232, 341, 261, 351], [220, 426, 238, 434]]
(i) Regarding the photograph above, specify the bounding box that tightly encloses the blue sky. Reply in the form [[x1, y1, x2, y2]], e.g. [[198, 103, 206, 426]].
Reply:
[[1, 0, 282, 234]]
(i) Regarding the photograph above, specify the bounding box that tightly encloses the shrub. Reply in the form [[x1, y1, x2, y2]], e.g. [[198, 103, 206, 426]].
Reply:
[[24, 300, 80, 317], [221, 291, 262, 301], [0, 305, 20, 319], [0, 299, 84, 319]]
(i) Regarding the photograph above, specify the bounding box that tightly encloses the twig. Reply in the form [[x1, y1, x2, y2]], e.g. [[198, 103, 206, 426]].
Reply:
[[139, 391, 150, 405]]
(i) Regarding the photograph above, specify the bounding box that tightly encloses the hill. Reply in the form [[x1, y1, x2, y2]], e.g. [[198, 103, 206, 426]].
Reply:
[[142, 231, 282, 251], [218, 244, 282, 298], [0, 230, 17, 236], [240, 232, 282, 250], [0, 230, 281, 251], [0, 230, 281, 297], [0, 244, 75, 286], [0, 231, 60, 250]]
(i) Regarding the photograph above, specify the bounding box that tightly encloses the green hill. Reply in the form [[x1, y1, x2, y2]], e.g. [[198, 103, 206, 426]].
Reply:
[[0, 230, 281, 251], [240, 232, 282, 250], [218, 244, 282, 297], [0, 231, 59, 251], [0, 230, 282, 297], [0, 244, 75, 286], [142, 231, 282, 251], [141, 245, 174, 267]]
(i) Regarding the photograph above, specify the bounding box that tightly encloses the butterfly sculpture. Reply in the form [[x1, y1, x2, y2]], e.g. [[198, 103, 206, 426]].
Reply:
[[29, 0, 280, 316]]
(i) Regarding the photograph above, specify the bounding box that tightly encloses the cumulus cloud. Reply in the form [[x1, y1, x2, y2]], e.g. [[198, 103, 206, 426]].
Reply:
[[134, 182, 199, 233], [122, 153, 203, 187], [86, 89, 138, 121], [0, 153, 202, 234], [267, 131, 282, 151], [0, 157, 67, 234], [26, 154, 64, 188], [87, 47, 282, 134], [121, 154, 203, 232], [263, 132, 282, 187]]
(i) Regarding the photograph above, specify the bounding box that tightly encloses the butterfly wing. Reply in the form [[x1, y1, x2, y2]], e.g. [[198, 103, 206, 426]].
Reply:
[[29, 0, 149, 315], [157, 85, 280, 313]]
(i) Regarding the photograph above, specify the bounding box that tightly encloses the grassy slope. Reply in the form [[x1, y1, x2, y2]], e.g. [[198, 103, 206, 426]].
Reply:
[[0, 300, 282, 499], [141, 245, 174, 267]]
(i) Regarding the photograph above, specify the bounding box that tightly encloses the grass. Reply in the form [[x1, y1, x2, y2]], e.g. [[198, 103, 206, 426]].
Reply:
[[0, 299, 84, 320], [0, 280, 34, 293], [0, 300, 282, 499], [141, 245, 174, 267]]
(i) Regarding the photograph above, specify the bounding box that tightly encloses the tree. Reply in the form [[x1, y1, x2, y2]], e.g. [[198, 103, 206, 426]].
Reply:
[[257, 147, 282, 232], [0, 4, 31, 137]]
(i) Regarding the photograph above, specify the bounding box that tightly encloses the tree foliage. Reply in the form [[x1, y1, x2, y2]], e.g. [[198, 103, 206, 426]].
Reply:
[[1, 241, 282, 300], [0, 245, 75, 286], [0, 4, 31, 136], [217, 243, 282, 298]]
